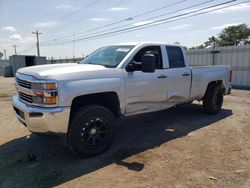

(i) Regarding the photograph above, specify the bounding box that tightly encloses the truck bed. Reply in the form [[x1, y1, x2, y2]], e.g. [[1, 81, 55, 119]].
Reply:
[[189, 65, 231, 100]]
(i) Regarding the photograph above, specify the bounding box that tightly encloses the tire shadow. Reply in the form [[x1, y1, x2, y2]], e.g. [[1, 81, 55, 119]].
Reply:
[[0, 104, 232, 187]]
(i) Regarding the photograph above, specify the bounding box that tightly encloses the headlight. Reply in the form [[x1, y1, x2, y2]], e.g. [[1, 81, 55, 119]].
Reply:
[[31, 82, 58, 105], [31, 82, 57, 91]]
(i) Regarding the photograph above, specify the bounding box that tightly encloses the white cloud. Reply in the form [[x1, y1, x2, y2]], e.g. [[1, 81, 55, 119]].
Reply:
[[211, 23, 242, 30], [89, 17, 108, 22], [1, 35, 33, 46], [108, 7, 129, 11], [169, 24, 191, 30], [8, 34, 23, 43], [23, 36, 36, 44], [192, 30, 207, 33], [34, 21, 60, 28], [1, 26, 16, 32], [55, 4, 79, 11]]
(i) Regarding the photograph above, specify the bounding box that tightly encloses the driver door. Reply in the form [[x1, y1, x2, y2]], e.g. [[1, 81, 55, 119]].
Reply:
[[123, 46, 167, 115]]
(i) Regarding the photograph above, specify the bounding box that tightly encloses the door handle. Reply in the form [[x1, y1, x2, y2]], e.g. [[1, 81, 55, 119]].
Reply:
[[157, 75, 167, 79], [182, 73, 190, 76]]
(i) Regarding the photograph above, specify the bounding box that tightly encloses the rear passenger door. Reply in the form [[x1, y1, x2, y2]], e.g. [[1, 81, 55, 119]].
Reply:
[[165, 46, 191, 103]]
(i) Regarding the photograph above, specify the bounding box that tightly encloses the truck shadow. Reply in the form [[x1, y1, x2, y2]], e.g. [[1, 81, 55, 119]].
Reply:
[[0, 104, 232, 187]]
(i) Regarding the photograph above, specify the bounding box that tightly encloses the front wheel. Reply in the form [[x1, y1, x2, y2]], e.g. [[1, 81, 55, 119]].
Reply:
[[203, 84, 224, 114], [68, 105, 116, 157]]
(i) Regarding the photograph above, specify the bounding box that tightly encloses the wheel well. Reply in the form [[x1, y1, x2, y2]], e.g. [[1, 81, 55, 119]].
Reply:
[[203, 80, 224, 99], [70, 92, 121, 118], [208, 80, 223, 87]]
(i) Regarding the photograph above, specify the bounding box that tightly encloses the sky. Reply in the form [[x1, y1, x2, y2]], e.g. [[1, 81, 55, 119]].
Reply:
[[0, 0, 250, 59]]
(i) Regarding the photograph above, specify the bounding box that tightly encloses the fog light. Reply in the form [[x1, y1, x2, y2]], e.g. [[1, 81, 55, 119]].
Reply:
[[44, 97, 57, 104]]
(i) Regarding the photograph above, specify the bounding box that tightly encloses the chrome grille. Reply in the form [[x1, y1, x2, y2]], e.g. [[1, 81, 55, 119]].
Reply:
[[16, 77, 31, 89], [19, 92, 33, 103]]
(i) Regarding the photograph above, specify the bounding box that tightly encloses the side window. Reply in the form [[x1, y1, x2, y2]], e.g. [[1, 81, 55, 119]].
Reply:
[[133, 46, 163, 71], [166, 46, 185, 68]]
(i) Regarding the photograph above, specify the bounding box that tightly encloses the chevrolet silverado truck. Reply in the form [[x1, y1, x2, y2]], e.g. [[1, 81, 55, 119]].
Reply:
[[12, 42, 232, 157]]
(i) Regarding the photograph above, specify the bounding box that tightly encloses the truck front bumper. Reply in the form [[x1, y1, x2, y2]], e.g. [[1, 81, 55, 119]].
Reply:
[[12, 94, 70, 134]]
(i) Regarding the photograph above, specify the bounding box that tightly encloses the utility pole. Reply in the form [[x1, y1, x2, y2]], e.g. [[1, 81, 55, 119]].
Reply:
[[3, 49, 7, 60], [210, 36, 220, 65], [11, 44, 18, 55], [211, 36, 216, 65], [73, 32, 75, 59], [32, 30, 42, 57]]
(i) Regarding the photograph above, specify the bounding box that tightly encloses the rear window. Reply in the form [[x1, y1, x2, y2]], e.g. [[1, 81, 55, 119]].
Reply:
[[166, 46, 185, 68]]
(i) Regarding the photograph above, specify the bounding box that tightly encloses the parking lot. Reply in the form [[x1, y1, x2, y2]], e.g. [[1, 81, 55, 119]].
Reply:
[[0, 76, 250, 188]]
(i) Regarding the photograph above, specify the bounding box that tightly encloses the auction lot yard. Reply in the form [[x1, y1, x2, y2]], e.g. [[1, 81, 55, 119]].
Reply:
[[0, 76, 250, 188]]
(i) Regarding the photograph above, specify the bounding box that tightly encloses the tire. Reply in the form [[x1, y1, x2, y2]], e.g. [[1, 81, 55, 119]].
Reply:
[[203, 84, 224, 114], [68, 105, 116, 157]]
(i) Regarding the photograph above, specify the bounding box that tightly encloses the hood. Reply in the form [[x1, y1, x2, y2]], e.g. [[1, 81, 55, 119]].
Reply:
[[18, 63, 107, 80]]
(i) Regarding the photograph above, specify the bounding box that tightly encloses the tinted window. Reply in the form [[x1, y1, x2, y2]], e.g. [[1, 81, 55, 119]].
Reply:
[[133, 46, 162, 71], [166, 46, 185, 68]]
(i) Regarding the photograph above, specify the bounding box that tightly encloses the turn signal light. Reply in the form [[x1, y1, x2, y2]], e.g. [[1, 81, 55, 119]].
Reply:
[[44, 97, 57, 104], [45, 83, 57, 90]]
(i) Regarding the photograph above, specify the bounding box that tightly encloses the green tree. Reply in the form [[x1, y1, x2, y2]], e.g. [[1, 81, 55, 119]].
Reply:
[[203, 24, 250, 47], [204, 36, 219, 47], [218, 24, 250, 46]]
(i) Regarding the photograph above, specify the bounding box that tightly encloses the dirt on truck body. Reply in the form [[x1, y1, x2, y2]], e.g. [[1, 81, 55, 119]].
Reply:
[[0, 76, 250, 188]]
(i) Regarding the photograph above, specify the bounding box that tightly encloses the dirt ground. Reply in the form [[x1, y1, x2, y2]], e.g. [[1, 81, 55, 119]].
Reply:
[[0, 76, 250, 188]]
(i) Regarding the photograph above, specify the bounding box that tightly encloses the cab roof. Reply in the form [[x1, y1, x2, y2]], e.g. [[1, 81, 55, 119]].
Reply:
[[116, 41, 182, 47]]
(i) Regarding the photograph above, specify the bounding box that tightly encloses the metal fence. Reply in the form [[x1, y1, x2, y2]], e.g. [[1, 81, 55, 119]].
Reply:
[[47, 57, 82, 64], [187, 45, 250, 88], [1, 45, 250, 88]]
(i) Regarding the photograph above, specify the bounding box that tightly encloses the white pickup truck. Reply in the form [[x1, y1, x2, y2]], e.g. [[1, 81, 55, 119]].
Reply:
[[12, 42, 232, 156]]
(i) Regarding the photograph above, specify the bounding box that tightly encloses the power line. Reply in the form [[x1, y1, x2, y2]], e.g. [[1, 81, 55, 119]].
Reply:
[[57, 0, 101, 22], [52, 0, 133, 35], [88, 0, 250, 42], [53, 0, 187, 41], [51, 1, 133, 36], [56, 0, 214, 41], [32, 30, 42, 57], [19, 44, 36, 54], [48, 0, 237, 45], [42, 0, 102, 39]]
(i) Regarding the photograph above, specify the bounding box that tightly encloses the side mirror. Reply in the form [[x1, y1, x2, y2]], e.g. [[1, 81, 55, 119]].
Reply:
[[126, 62, 136, 72], [142, 54, 155, 73]]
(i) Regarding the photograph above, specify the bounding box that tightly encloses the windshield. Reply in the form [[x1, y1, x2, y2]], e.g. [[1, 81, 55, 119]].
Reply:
[[79, 45, 135, 68]]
